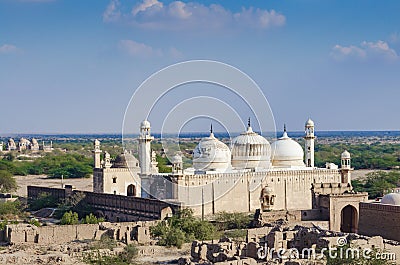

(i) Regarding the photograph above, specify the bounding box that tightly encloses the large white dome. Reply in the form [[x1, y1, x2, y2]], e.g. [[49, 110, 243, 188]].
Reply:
[[381, 193, 400, 206], [231, 126, 271, 169], [271, 131, 305, 168], [193, 132, 231, 172]]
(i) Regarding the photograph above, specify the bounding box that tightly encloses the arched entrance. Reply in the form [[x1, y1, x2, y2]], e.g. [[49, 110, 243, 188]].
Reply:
[[340, 205, 358, 233], [127, 184, 136, 197]]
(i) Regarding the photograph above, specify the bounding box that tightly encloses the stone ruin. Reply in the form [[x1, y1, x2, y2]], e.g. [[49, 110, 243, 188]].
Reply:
[[181, 222, 400, 265]]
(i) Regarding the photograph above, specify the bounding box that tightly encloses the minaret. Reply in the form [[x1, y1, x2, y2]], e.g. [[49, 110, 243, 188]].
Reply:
[[138, 120, 154, 175], [93, 139, 102, 169], [340, 150, 352, 184], [304, 118, 315, 167]]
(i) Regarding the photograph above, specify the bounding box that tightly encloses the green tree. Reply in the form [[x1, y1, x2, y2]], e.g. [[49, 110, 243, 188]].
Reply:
[[82, 213, 105, 224], [0, 170, 17, 193], [353, 171, 400, 199], [0, 200, 22, 217], [60, 211, 79, 225], [150, 208, 216, 248], [29, 192, 59, 211]]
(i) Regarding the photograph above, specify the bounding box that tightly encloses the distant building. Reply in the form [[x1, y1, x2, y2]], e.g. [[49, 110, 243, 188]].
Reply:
[[5, 138, 52, 152]]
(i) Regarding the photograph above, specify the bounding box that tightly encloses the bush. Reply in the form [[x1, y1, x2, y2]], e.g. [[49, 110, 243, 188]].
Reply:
[[215, 211, 251, 230], [29, 192, 59, 211], [150, 208, 216, 248], [60, 211, 79, 225], [83, 243, 138, 265], [0, 170, 17, 193], [82, 213, 105, 224], [28, 219, 41, 227], [352, 171, 400, 199], [0, 200, 22, 217]]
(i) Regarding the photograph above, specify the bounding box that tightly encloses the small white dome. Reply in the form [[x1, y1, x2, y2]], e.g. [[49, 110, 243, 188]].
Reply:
[[94, 139, 100, 145], [271, 131, 305, 168], [231, 126, 271, 169], [141, 120, 151, 128], [381, 193, 400, 206], [305, 118, 314, 127], [171, 154, 183, 163], [341, 150, 351, 159], [193, 132, 231, 171]]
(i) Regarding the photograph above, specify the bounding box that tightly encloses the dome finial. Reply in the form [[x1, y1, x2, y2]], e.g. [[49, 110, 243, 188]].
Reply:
[[248, 117, 251, 128], [284, 124, 287, 132], [210, 123, 213, 134]]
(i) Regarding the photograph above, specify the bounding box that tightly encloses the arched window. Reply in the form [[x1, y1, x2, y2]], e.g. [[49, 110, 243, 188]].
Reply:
[[127, 184, 136, 196]]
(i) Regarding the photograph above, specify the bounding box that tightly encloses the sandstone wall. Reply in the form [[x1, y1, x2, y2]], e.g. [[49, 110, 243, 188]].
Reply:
[[4, 221, 157, 245], [358, 202, 400, 242]]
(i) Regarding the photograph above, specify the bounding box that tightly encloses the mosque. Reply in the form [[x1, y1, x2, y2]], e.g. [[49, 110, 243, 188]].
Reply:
[[93, 118, 368, 233]]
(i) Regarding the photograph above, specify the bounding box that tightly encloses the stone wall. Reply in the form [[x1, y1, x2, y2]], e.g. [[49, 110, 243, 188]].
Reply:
[[27, 185, 178, 221], [4, 221, 157, 245], [170, 168, 344, 216], [358, 202, 400, 242]]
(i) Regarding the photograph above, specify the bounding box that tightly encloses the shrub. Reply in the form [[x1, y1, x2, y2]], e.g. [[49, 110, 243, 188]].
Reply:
[[215, 211, 251, 230], [29, 192, 58, 211], [83, 243, 138, 265], [150, 208, 216, 248], [0, 200, 22, 217], [0, 170, 17, 193], [82, 213, 105, 224], [60, 211, 79, 225], [28, 219, 41, 227]]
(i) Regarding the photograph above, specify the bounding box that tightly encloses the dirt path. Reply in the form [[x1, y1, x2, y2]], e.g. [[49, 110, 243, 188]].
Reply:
[[15, 175, 93, 197]]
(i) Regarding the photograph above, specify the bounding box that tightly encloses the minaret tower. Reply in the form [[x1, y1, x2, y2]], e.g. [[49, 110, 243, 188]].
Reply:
[[138, 120, 154, 175], [340, 150, 352, 184], [93, 139, 102, 169], [304, 118, 315, 167]]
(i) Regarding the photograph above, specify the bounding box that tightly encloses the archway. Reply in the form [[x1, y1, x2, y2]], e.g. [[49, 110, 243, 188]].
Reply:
[[340, 205, 358, 233], [127, 184, 136, 197]]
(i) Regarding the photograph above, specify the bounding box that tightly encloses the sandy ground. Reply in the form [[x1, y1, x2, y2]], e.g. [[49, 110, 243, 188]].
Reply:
[[351, 169, 392, 180], [15, 175, 93, 197]]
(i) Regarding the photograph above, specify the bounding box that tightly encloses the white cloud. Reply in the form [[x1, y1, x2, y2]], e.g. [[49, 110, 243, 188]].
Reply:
[[119, 40, 183, 58], [104, 0, 285, 31], [119, 40, 162, 57], [132, 0, 163, 16], [234, 7, 285, 29], [103, 0, 121, 22], [0, 44, 20, 54], [331, 40, 398, 61]]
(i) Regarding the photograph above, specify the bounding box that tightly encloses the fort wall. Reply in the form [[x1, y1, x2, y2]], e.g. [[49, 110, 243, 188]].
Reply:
[[4, 221, 156, 245], [358, 202, 400, 242], [28, 186, 178, 222]]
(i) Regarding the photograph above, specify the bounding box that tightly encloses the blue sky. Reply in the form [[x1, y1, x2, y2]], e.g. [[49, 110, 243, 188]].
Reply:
[[1, 0, 399, 134]]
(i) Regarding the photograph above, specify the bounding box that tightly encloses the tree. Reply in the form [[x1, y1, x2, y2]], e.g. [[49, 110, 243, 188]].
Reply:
[[354, 171, 400, 199], [29, 192, 59, 211], [82, 213, 104, 224], [150, 208, 216, 248], [0, 170, 17, 193], [60, 211, 79, 225]]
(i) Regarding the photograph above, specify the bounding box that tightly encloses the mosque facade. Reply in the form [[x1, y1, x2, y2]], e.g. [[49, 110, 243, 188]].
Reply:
[[93, 118, 369, 232]]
